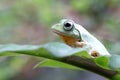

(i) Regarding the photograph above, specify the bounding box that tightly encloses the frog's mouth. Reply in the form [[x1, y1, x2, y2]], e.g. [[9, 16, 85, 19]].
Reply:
[[52, 29, 81, 42], [52, 28, 82, 42], [52, 29, 75, 38], [52, 29, 68, 36], [52, 29, 80, 47]]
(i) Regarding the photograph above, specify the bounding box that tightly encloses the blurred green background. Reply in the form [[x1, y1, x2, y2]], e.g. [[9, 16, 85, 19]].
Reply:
[[0, 0, 120, 80]]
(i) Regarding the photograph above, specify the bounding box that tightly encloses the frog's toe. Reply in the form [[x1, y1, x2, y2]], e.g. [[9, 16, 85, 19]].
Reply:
[[90, 50, 100, 57], [75, 42, 87, 48]]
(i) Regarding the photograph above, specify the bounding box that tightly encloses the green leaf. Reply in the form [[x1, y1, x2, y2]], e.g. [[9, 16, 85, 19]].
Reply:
[[95, 56, 109, 69], [43, 42, 84, 58], [1, 42, 120, 71], [0, 42, 83, 58], [35, 59, 80, 70], [108, 55, 120, 69], [95, 55, 120, 69], [0, 42, 86, 70], [112, 74, 120, 80], [74, 51, 91, 58]]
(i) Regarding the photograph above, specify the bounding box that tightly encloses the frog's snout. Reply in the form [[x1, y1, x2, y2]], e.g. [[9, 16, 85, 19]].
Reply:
[[51, 24, 56, 29]]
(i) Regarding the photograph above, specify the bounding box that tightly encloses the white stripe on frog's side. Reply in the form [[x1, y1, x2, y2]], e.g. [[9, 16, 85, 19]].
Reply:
[[74, 23, 110, 56]]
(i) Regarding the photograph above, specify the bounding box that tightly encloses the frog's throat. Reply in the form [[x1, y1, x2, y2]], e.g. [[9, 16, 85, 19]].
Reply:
[[60, 35, 79, 47]]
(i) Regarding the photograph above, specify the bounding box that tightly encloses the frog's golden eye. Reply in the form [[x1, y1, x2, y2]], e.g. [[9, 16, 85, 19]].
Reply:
[[63, 20, 74, 31]]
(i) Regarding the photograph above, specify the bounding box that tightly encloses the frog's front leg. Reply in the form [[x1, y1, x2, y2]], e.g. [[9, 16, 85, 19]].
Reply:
[[75, 41, 88, 48], [75, 41, 100, 57]]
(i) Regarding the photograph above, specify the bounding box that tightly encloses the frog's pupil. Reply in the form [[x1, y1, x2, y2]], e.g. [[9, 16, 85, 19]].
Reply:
[[64, 23, 71, 27], [63, 20, 74, 31]]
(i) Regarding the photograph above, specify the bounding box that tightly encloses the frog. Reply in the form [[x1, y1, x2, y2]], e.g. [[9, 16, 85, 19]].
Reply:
[[51, 19, 110, 57]]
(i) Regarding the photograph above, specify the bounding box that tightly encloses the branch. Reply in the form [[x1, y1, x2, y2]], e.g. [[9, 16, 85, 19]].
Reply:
[[60, 56, 118, 79]]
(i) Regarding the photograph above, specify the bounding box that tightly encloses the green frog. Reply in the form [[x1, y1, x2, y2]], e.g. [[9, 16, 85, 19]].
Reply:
[[51, 19, 110, 57]]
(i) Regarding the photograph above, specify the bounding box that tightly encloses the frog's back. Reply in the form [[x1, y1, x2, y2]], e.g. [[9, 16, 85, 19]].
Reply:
[[75, 24, 110, 56]]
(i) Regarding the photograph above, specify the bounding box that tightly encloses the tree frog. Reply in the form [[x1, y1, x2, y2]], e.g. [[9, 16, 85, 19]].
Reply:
[[51, 19, 110, 57]]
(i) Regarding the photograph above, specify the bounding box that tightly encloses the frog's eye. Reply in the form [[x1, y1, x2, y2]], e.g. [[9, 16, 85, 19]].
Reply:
[[63, 20, 74, 31]]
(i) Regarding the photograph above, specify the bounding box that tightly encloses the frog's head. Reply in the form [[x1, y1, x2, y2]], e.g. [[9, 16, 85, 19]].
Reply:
[[51, 19, 82, 41]]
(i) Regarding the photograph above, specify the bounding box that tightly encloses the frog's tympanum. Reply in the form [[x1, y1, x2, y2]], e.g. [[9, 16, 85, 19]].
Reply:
[[51, 19, 110, 57]]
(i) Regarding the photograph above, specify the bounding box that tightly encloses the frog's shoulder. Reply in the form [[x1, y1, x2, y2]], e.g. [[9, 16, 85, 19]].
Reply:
[[75, 24, 103, 45], [74, 24, 110, 56], [75, 24, 93, 42]]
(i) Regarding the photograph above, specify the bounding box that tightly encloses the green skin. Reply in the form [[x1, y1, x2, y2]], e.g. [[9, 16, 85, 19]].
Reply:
[[51, 19, 110, 57], [52, 21, 80, 39]]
